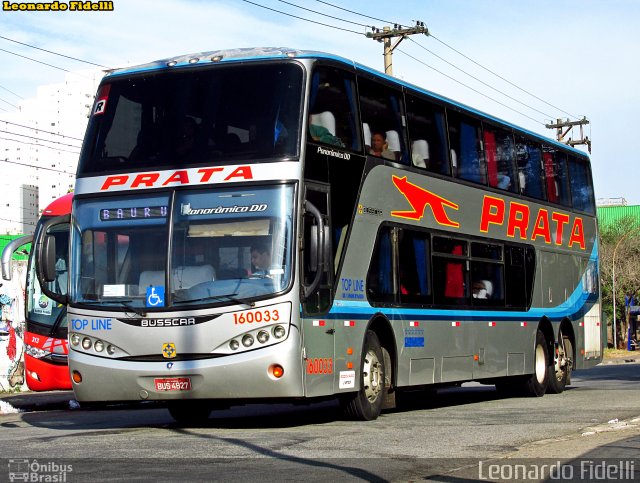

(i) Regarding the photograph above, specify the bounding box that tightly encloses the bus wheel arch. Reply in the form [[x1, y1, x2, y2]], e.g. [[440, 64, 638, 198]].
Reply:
[[368, 314, 397, 409], [340, 314, 396, 420]]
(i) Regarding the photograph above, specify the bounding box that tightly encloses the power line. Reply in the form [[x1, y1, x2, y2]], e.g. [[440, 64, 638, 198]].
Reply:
[[308, 1, 578, 121], [0, 136, 81, 155], [0, 119, 84, 142], [0, 47, 72, 73], [428, 33, 579, 120], [0, 158, 76, 175], [275, 0, 372, 28], [0, 34, 109, 69], [0, 129, 82, 149], [397, 48, 545, 127], [239, 0, 363, 34], [0, 84, 23, 99], [408, 38, 554, 120], [0, 97, 19, 110], [312, 0, 404, 26]]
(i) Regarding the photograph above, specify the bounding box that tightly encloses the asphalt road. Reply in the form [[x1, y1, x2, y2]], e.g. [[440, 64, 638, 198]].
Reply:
[[1, 363, 640, 481]]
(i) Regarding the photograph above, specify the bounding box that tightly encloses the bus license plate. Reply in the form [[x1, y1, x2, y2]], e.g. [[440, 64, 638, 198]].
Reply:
[[154, 377, 191, 391]]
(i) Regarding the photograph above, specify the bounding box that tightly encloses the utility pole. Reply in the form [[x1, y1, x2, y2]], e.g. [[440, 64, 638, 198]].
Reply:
[[366, 21, 428, 77], [545, 117, 592, 153]]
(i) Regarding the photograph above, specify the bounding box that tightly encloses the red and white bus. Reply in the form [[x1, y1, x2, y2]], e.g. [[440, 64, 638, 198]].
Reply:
[[2, 193, 72, 390]]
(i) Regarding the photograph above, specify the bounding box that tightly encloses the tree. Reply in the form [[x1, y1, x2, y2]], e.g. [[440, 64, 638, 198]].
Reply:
[[599, 216, 640, 348]]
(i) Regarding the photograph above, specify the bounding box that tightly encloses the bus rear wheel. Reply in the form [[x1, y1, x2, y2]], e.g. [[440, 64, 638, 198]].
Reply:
[[340, 330, 385, 421], [548, 335, 573, 394], [521, 329, 549, 397], [168, 401, 212, 424]]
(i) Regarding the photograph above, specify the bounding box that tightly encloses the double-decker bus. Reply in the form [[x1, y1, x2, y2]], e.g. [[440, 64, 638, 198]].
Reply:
[[36, 47, 601, 422], [2, 193, 72, 391]]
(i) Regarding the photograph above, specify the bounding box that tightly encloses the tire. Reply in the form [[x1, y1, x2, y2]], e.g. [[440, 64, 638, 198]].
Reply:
[[547, 335, 573, 394], [167, 401, 212, 424], [521, 329, 549, 397], [340, 330, 385, 421]]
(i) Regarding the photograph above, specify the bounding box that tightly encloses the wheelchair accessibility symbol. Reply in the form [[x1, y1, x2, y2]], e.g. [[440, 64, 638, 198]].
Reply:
[[146, 286, 165, 307]]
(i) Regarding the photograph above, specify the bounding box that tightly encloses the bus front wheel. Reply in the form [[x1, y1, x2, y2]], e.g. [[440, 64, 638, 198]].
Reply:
[[340, 330, 385, 421]]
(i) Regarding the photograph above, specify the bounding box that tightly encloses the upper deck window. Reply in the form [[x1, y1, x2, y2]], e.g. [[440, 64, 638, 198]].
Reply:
[[78, 63, 304, 176]]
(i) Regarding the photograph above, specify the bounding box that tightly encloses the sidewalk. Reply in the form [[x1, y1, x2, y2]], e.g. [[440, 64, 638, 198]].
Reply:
[[600, 350, 640, 365]]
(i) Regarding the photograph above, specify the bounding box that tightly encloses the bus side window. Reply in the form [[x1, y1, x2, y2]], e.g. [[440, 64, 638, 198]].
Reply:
[[367, 226, 395, 304], [568, 155, 595, 214], [358, 76, 408, 164], [406, 94, 449, 175], [447, 110, 485, 185], [484, 125, 517, 192], [542, 146, 570, 206], [308, 66, 361, 152], [398, 229, 431, 305], [432, 236, 468, 305], [516, 137, 546, 201]]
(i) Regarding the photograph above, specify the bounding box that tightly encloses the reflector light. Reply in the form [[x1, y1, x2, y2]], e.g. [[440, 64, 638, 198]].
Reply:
[[312, 320, 326, 327], [474, 355, 479, 361], [344, 320, 355, 327], [410, 321, 419, 327], [488, 322, 496, 327], [346, 347, 353, 355], [346, 362, 353, 369], [72, 371, 82, 384], [271, 365, 284, 378], [451, 321, 460, 327]]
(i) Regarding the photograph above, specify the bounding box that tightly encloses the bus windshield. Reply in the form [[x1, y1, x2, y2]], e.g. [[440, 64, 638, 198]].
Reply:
[[78, 62, 303, 175], [70, 184, 295, 308]]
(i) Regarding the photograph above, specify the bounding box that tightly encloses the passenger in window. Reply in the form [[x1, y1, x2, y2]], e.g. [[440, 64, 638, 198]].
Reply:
[[369, 131, 395, 160], [308, 115, 344, 148], [251, 244, 271, 277], [473, 280, 493, 299]]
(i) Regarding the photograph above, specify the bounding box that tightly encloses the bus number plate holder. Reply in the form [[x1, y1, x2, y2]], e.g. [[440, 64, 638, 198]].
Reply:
[[154, 377, 191, 391]]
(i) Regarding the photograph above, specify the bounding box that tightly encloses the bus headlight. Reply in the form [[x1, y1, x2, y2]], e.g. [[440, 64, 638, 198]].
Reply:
[[242, 334, 254, 347], [70, 333, 81, 346], [272, 325, 286, 339], [229, 340, 239, 351], [94, 340, 105, 352], [107, 344, 116, 355], [257, 330, 270, 344], [82, 338, 92, 350]]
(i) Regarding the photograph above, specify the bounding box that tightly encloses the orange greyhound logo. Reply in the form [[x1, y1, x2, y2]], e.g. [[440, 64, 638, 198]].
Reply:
[[391, 175, 460, 227]]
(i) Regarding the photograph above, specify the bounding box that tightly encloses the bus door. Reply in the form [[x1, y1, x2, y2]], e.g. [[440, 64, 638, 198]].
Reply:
[[301, 182, 336, 396]]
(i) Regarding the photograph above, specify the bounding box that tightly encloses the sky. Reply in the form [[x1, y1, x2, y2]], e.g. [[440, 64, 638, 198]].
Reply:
[[1, 0, 638, 203]]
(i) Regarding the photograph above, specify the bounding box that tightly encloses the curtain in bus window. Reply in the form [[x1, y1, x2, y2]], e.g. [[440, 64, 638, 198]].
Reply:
[[524, 144, 544, 199], [389, 95, 407, 164], [343, 78, 359, 151], [445, 245, 464, 298], [484, 130, 498, 187], [434, 114, 450, 175], [413, 237, 428, 294], [459, 122, 483, 184], [543, 152, 557, 203]]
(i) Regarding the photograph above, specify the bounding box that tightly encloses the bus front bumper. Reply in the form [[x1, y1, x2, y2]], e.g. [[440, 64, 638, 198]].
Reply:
[[69, 335, 304, 402]]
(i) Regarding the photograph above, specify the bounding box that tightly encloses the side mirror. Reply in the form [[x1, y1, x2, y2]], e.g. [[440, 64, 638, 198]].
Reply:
[[43, 235, 56, 282], [35, 214, 70, 305]]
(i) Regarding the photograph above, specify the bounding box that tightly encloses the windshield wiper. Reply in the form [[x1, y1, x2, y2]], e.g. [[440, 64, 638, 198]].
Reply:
[[173, 292, 250, 307], [99, 299, 147, 316]]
